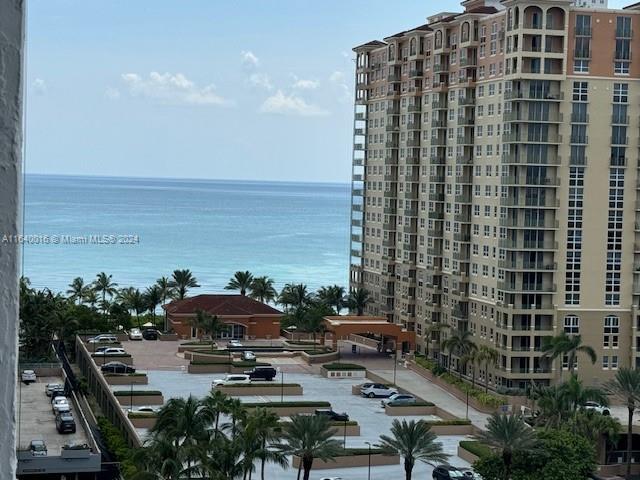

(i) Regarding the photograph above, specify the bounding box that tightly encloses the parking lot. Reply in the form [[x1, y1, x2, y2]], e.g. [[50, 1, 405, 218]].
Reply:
[[17, 376, 89, 453]]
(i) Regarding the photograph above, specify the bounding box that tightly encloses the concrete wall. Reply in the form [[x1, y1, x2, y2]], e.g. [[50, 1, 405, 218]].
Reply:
[[0, 1, 24, 478]]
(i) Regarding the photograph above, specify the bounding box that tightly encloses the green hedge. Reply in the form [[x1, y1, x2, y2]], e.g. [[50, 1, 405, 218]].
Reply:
[[113, 390, 162, 396], [459, 441, 493, 459], [243, 401, 330, 408], [334, 447, 397, 457], [96, 416, 137, 478], [128, 412, 158, 419], [424, 419, 472, 426], [322, 362, 366, 371], [190, 361, 271, 367]]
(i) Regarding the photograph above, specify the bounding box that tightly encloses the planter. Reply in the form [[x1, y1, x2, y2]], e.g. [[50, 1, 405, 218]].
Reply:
[[216, 384, 303, 396], [292, 452, 399, 470], [321, 367, 366, 379], [187, 363, 270, 374], [428, 423, 474, 435], [384, 404, 437, 416], [458, 444, 480, 464], [159, 332, 179, 341], [114, 392, 164, 406], [301, 350, 340, 364], [128, 414, 157, 429], [104, 374, 149, 385], [328, 423, 361, 436], [243, 402, 330, 416], [91, 355, 133, 366]]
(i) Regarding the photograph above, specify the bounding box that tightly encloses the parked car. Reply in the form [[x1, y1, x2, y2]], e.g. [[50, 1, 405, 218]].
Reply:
[[381, 393, 416, 407], [51, 396, 71, 414], [88, 334, 118, 344], [133, 406, 159, 413], [433, 465, 466, 479], [245, 366, 277, 381], [227, 340, 243, 348], [361, 383, 397, 398], [128, 328, 143, 341], [55, 412, 76, 434], [241, 351, 256, 361], [319, 477, 343, 480], [101, 361, 136, 374], [29, 440, 47, 457], [45, 383, 64, 397], [460, 468, 483, 479], [21, 370, 36, 384], [315, 408, 349, 422], [212, 374, 251, 387], [94, 347, 126, 356], [142, 328, 158, 340], [584, 401, 610, 416]]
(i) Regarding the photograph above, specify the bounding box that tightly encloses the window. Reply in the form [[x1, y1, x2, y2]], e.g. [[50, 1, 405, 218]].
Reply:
[[604, 316, 619, 348], [564, 315, 579, 334], [572, 81, 588, 102]]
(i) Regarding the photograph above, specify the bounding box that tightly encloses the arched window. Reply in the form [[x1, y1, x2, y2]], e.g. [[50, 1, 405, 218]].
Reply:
[[410, 38, 416, 56], [461, 22, 470, 43], [435, 31, 443, 49], [563, 315, 579, 334], [388, 44, 395, 61]]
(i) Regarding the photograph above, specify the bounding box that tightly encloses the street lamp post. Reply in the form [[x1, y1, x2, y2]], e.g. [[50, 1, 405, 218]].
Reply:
[[393, 349, 398, 386], [466, 388, 469, 420], [130, 381, 134, 411], [365, 441, 372, 480], [281, 368, 284, 403], [343, 419, 347, 449]]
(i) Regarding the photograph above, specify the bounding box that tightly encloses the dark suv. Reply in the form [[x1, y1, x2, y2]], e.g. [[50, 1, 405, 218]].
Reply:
[[244, 366, 277, 381], [55, 412, 76, 434], [142, 328, 158, 340], [315, 408, 349, 422]]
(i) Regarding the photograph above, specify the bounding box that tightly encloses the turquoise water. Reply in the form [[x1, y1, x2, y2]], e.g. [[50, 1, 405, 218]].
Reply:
[[23, 174, 351, 294]]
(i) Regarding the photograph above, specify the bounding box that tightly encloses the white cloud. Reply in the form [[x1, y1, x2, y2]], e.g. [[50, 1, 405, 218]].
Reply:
[[249, 73, 273, 90], [120, 72, 230, 106], [32, 78, 47, 94], [329, 71, 352, 104], [292, 78, 319, 90], [105, 87, 120, 100], [241, 50, 260, 68], [329, 71, 345, 83], [259, 90, 328, 117]]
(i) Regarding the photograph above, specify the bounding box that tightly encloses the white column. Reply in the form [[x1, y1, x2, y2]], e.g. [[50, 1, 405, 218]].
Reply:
[[0, 0, 25, 477]]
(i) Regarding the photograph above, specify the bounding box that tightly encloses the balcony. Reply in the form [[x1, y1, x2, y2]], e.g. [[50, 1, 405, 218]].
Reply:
[[408, 104, 422, 113], [504, 91, 564, 101], [499, 197, 559, 208], [498, 259, 557, 271], [385, 124, 400, 132], [433, 64, 448, 73], [499, 217, 559, 229], [409, 70, 423, 78], [458, 116, 474, 126], [498, 239, 558, 250], [431, 119, 447, 128], [406, 138, 420, 147], [406, 122, 420, 130], [386, 140, 398, 148], [459, 96, 475, 106], [428, 211, 444, 220], [431, 101, 447, 110], [453, 231, 470, 242], [500, 176, 560, 186], [502, 132, 562, 144], [454, 212, 471, 223], [429, 174, 445, 183], [386, 106, 400, 115], [455, 193, 472, 204], [429, 192, 445, 202], [498, 281, 557, 293], [457, 134, 474, 145]]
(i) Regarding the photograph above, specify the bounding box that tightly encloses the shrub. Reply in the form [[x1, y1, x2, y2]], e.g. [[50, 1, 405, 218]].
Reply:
[[128, 411, 158, 419], [322, 362, 366, 371], [424, 419, 472, 426], [243, 401, 330, 408], [96, 416, 137, 478], [459, 440, 493, 459]]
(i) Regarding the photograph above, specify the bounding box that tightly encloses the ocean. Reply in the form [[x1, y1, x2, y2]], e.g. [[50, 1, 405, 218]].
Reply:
[[22, 174, 351, 295]]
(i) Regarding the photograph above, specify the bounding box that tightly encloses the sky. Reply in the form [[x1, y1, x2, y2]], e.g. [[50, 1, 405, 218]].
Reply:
[[26, 0, 630, 183]]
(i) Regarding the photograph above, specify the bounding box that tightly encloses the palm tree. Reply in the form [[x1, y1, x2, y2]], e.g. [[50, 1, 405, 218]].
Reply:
[[118, 287, 146, 327], [542, 332, 596, 378], [66, 277, 89, 305], [131, 437, 186, 480], [604, 368, 640, 479], [528, 383, 568, 428], [562, 374, 609, 412], [279, 283, 311, 312], [441, 330, 476, 376], [189, 310, 227, 348], [568, 409, 621, 448], [278, 414, 343, 480], [144, 285, 163, 325], [83, 289, 98, 310], [170, 269, 200, 300], [477, 414, 537, 480], [296, 303, 333, 350], [156, 276, 175, 331], [317, 285, 346, 315], [150, 396, 208, 480], [346, 287, 371, 316], [202, 389, 233, 437], [225, 271, 254, 296], [461, 349, 480, 388], [377, 419, 449, 480], [93, 272, 118, 314], [477, 345, 500, 393], [249, 276, 278, 304], [423, 322, 449, 360], [195, 434, 246, 480], [243, 407, 288, 480]]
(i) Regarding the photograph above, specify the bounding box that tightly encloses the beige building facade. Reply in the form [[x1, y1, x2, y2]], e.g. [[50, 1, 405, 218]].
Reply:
[[349, 0, 640, 389]]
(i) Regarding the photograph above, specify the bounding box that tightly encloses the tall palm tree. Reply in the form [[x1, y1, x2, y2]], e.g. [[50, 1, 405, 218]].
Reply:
[[131, 437, 186, 480], [202, 389, 233, 436], [170, 269, 200, 300], [441, 330, 476, 376], [561, 374, 609, 412], [461, 349, 480, 388], [477, 414, 537, 480], [249, 276, 278, 304], [423, 322, 449, 360], [528, 383, 568, 428], [604, 368, 640, 479], [225, 271, 254, 296], [118, 287, 146, 327], [278, 414, 343, 480], [477, 345, 500, 393], [189, 310, 227, 348], [242, 407, 288, 480], [150, 396, 208, 480], [156, 276, 175, 331], [226, 398, 248, 438], [296, 303, 333, 350], [279, 283, 311, 312], [195, 434, 245, 480], [83, 289, 98, 310], [346, 287, 371, 316], [542, 332, 596, 378], [377, 419, 449, 480], [316, 285, 346, 315], [93, 272, 118, 314], [144, 285, 163, 325], [66, 277, 89, 305]]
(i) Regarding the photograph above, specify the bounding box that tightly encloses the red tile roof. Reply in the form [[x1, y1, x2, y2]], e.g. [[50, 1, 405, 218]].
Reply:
[[164, 295, 282, 316]]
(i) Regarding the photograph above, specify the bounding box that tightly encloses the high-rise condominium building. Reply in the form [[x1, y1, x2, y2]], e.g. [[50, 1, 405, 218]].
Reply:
[[349, 0, 640, 389]]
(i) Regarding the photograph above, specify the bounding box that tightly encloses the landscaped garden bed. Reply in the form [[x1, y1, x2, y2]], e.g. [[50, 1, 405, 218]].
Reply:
[[103, 373, 148, 385], [321, 362, 367, 378], [458, 440, 493, 463], [424, 419, 474, 435], [215, 383, 303, 396], [113, 390, 164, 406], [384, 401, 436, 416], [292, 447, 399, 469], [127, 411, 158, 428], [242, 401, 330, 416]]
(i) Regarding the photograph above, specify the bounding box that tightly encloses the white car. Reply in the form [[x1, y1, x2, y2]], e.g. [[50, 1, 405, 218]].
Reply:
[[88, 335, 118, 344], [584, 401, 610, 416], [212, 374, 251, 387], [381, 393, 416, 407], [51, 396, 70, 414], [45, 383, 64, 396], [361, 383, 398, 398], [128, 328, 143, 341], [227, 340, 243, 348], [241, 351, 256, 361], [94, 347, 126, 356], [21, 370, 36, 384], [319, 477, 343, 480]]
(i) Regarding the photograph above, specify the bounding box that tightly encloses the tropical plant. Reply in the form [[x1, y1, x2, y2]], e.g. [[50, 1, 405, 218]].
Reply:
[[441, 330, 476, 376], [83, 289, 99, 309], [278, 283, 311, 312], [225, 271, 254, 296], [170, 269, 200, 300], [542, 332, 596, 378], [242, 407, 288, 480], [144, 285, 163, 324], [294, 302, 333, 349], [131, 437, 186, 480], [66, 277, 90, 305], [189, 310, 227, 347], [278, 414, 343, 480], [461, 349, 480, 388], [249, 276, 278, 304], [562, 374, 608, 412], [156, 276, 175, 330], [118, 287, 146, 326], [346, 287, 371, 316], [476, 414, 537, 480], [604, 367, 640, 479], [477, 345, 499, 393], [93, 272, 118, 313], [566, 409, 620, 447], [316, 285, 345, 315], [423, 322, 449, 359], [377, 419, 449, 480]]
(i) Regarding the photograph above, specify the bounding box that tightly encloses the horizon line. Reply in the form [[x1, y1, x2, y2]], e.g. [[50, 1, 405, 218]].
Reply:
[[25, 171, 351, 186]]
